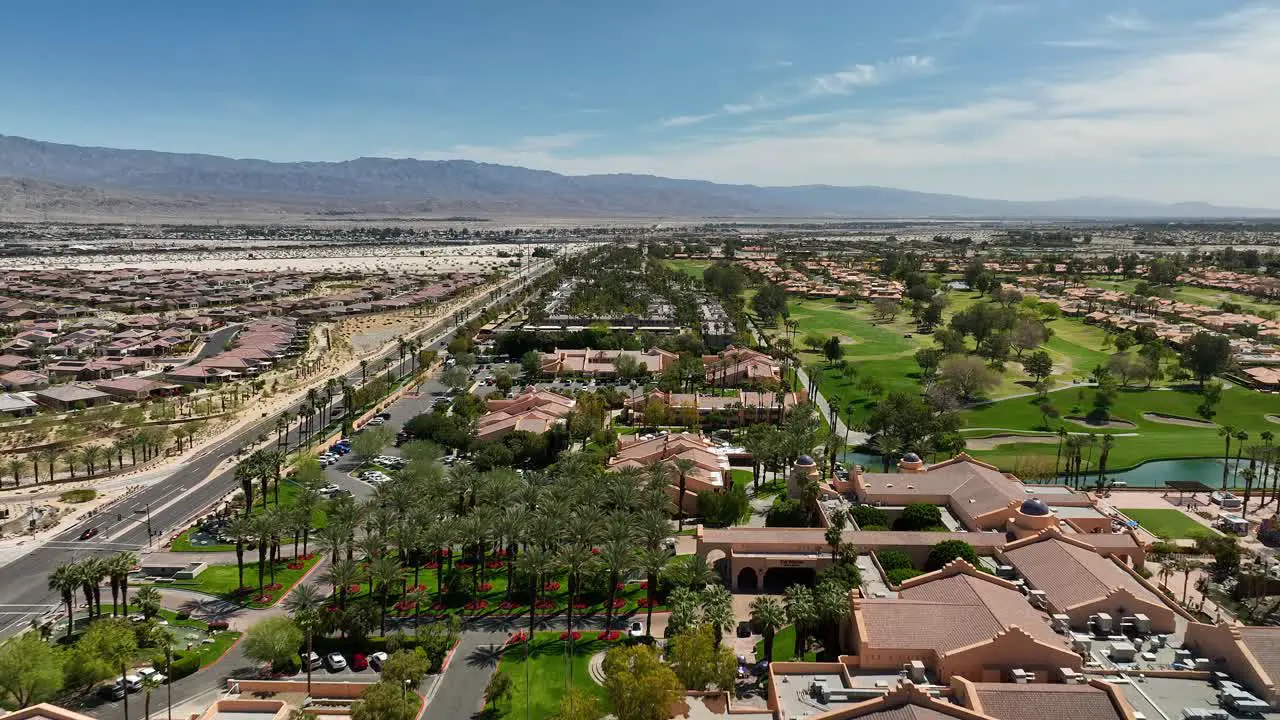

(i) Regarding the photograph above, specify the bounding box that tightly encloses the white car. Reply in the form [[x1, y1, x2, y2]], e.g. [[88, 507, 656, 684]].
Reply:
[[325, 652, 347, 671], [137, 667, 167, 684], [369, 651, 389, 672], [629, 621, 645, 638]]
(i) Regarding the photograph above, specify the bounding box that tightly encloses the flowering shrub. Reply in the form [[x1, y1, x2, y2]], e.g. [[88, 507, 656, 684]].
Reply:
[[347, 584, 361, 594], [597, 631, 621, 641], [464, 600, 490, 611], [500, 600, 520, 610], [286, 562, 303, 570], [639, 581, 649, 590], [423, 561, 439, 570], [610, 598, 626, 609], [507, 631, 528, 644], [485, 561, 505, 569], [571, 601, 588, 610], [535, 599, 556, 610], [456, 562, 473, 571], [394, 600, 416, 611], [478, 582, 494, 592], [637, 597, 656, 608], [559, 631, 582, 641], [543, 581, 561, 592], [265, 583, 283, 591]]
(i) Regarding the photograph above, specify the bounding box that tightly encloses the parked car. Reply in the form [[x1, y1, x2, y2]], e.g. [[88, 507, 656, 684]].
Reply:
[[736, 621, 752, 638], [1211, 491, 1243, 509], [369, 651, 389, 672], [79, 527, 99, 541], [629, 621, 645, 638], [137, 667, 167, 684], [351, 653, 369, 672], [302, 651, 323, 670], [376, 412, 392, 420], [99, 680, 127, 700], [325, 652, 348, 671]]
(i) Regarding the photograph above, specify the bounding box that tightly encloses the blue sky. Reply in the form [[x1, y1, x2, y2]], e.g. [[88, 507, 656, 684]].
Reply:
[[2, 1, 1279, 204]]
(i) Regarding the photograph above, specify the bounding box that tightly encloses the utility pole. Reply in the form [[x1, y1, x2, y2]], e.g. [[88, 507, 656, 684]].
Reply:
[[145, 503, 153, 547]]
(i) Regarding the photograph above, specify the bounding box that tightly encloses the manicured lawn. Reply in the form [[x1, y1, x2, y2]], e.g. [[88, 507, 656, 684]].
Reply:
[[53, 605, 240, 669], [1119, 508, 1220, 540], [961, 384, 1277, 471], [166, 553, 321, 608], [730, 468, 754, 489], [663, 259, 713, 281], [494, 633, 611, 720], [753, 625, 817, 662]]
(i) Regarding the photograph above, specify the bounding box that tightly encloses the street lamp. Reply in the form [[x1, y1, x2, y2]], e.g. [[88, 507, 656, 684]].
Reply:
[[402, 678, 411, 705]]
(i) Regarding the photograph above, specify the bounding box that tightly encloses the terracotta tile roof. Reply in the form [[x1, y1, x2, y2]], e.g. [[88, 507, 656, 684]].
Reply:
[[969, 683, 1124, 720], [849, 706, 958, 720], [861, 573, 1064, 653], [1238, 627, 1280, 683], [1003, 537, 1163, 610]]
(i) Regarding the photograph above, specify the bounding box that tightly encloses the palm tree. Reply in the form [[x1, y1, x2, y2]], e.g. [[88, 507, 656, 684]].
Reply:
[[360, 359, 369, 384], [1220, 425, 1237, 490], [598, 538, 634, 634], [251, 515, 275, 597], [226, 516, 254, 592], [1097, 434, 1115, 486], [784, 584, 817, 659], [5, 457, 26, 488], [1234, 430, 1250, 486], [701, 585, 736, 649], [750, 596, 787, 661], [107, 552, 138, 616], [141, 665, 164, 720], [134, 585, 162, 620], [83, 445, 102, 477], [516, 545, 556, 640], [79, 556, 106, 617], [326, 556, 360, 616], [670, 457, 697, 531], [49, 562, 78, 639], [557, 543, 594, 684], [369, 554, 402, 636], [638, 546, 672, 638], [284, 584, 325, 694]]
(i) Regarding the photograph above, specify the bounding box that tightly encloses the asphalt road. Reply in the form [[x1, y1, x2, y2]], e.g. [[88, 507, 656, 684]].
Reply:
[[0, 260, 553, 640]]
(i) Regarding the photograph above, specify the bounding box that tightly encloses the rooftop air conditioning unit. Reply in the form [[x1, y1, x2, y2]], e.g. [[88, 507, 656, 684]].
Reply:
[[1010, 668, 1031, 684], [1133, 614, 1152, 634], [1028, 590, 1048, 609], [1052, 614, 1072, 633]]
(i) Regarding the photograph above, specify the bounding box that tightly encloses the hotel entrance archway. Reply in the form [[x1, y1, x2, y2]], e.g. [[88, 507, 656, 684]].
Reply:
[[737, 567, 759, 592]]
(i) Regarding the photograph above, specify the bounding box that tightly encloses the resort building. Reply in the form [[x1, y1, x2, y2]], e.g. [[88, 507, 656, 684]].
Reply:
[[1184, 622, 1280, 708], [475, 387, 575, 443], [537, 347, 679, 376], [623, 388, 806, 426], [608, 432, 729, 514]]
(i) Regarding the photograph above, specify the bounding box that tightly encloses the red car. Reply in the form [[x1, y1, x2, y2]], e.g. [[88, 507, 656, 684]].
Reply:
[[79, 527, 99, 541], [351, 653, 368, 672]]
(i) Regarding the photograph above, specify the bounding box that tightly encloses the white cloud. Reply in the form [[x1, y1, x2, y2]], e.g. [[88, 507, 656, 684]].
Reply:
[[1104, 10, 1149, 32], [658, 55, 934, 128], [424, 7, 1280, 206]]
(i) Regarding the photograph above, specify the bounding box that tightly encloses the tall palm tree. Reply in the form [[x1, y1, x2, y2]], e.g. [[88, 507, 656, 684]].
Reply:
[[557, 543, 594, 684], [1220, 425, 1238, 490], [251, 514, 275, 597], [107, 552, 138, 616], [284, 584, 325, 694], [701, 585, 735, 649], [6, 457, 26, 488], [1053, 426, 1068, 480], [49, 563, 78, 639], [784, 584, 817, 659], [134, 585, 162, 620], [226, 516, 254, 592], [670, 457, 697, 531], [1234, 430, 1250, 486], [1097, 435, 1115, 486], [323, 558, 360, 613], [83, 445, 102, 477], [1261, 430, 1276, 508], [598, 537, 634, 634], [369, 555, 402, 636], [638, 546, 672, 638], [516, 545, 556, 640], [79, 556, 106, 617], [750, 596, 787, 661]]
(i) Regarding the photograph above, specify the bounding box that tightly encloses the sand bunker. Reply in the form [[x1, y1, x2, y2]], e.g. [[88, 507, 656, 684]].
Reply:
[[1142, 412, 1217, 428], [1267, 415, 1280, 425], [1066, 415, 1137, 429], [965, 434, 1059, 450]]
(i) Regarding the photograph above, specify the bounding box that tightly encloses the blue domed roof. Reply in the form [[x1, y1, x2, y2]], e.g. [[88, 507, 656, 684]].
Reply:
[[1020, 498, 1051, 516], [902, 452, 922, 463], [797, 455, 816, 466]]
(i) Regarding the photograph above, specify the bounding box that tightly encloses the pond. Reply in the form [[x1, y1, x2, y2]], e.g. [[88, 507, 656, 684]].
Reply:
[[841, 450, 1251, 489]]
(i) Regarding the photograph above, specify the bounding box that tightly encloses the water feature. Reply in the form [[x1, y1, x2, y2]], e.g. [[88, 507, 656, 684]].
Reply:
[[841, 450, 1254, 489]]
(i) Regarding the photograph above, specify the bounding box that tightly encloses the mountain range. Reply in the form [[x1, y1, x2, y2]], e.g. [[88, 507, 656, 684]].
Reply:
[[0, 134, 1275, 219]]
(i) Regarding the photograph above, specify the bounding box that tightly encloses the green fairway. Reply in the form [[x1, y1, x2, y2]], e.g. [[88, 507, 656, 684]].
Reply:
[[1086, 278, 1279, 318], [1118, 508, 1220, 540], [753, 625, 817, 662], [494, 634, 611, 720], [663, 259, 713, 281], [961, 384, 1277, 471]]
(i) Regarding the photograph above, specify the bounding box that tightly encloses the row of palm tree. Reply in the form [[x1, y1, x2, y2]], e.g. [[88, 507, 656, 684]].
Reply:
[[1051, 429, 1116, 488], [7, 429, 173, 487], [46, 551, 144, 638]]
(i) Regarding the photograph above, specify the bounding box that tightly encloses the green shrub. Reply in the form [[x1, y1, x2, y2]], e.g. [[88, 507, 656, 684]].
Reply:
[[893, 503, 943, 531], [875, 550, 914, 572], [700, 484, 750, 528], [849, 505, 888, 528], [817, 559, 861, 590], [169, 652, 200, 680], [59, 489, 97, 503], [765, 499, 808, 528], [860, 524, 888, 531], [926, 540, 979, 571], [886, 568, 924, 586]]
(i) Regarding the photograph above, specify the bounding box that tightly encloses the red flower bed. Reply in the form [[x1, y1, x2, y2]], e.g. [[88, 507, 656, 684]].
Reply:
[[597, 631, 621, 641], [590, 548, 600, 555], [255, 595, 272, 604], [485, 560, 505, 569], [478, 582, 494, 592], [456, 562, 473, 570], [286, 562, 303, 570], [495, 549, 509, 558], [265, 583, 283, 591], [542, 581, 561, 592], [435, 548, 452, 557], [507, 631, 528, 644], [615, 582, 626, 591], [423, 561, 439, 570], [559, 631, 582, 641], [571, 601, 588, 610], [394, 600, 416, 611], [535, 599, 556, 610], [639, 581, 648, 590], [464, 600, 490, 611], [500, 600, 520, 610], [410, 584, 428, 593], [637, 597, 655, 608], [298, 553, 316, 561], [347, 584, 361, 594], [431, 601, 446, 611], [610, 598, 626, 609]]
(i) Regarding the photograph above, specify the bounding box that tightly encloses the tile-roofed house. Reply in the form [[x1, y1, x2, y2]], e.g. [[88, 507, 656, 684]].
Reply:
[[33, 384, 112, 411], [952, 679, 1133, 720], [608, 432, 728, 514], [1000, 531, 1178, 633], [0, 393, 38, 416], [786, 681, 993, 720], [1184, 622, 1280, 707], [92, 377, 181, 401], [851, 560, 1079, 682], [165, 365, 239, 385], [0, 702, 101, 720], [475, 387, 575, 443], [702, 345, 782, 386], [538, 347, 678, 376], [0, 354, 39, 371], [0, 369, 49, 391]]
